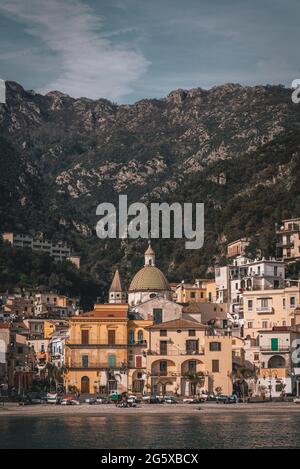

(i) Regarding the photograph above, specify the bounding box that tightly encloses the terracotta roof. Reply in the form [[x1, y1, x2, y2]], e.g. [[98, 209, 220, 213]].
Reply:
[[182, 303, 203, 314], [146, 318, 207, 330], [0, 323, 10, 329]]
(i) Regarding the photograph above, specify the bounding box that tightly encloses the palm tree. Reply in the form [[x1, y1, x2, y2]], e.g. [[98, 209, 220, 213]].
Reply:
[[230, 365, 257, 402], [183, 371, 205, 397]]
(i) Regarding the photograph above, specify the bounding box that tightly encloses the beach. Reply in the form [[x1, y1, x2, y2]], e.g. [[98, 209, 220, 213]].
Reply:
[[1, 401, 300, 417]]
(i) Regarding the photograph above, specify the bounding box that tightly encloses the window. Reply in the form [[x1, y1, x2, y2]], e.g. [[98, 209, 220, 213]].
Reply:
[[159, 360, 167, 375], [188, 360, 197, 372], [108, 354, 116, 368], [209, 342, 221, 352], [274, 280, 280, 289], [136, 356, 142, 368], [82, 355, 89, 367], [129, 330, 134, 345], [208, 292, 212, 302], [274, 266, 278, 276], [160, 330, 167, 337], [81, 330, 89, 345], [283, 298, 286, 309], [212, 360, 219, 372], [248, 322, 253, 329], [17, 347, 23, 354], [254, 353, 259, 361], [137, 330, 143, 343], [283, 321, 286, 326], [160, 341, 168, 355], [262, 321, 268, 329], [290, 297, 296, 307], [186, 340, 199, 354], [200, 292, 204, 299], [108, 330, 116, 345], [188, 330, 196, 337], [248, 300, 253, 310], [153, 308, 163, 324], [258, 266, 261, 275], [191, 292, 196, 299]]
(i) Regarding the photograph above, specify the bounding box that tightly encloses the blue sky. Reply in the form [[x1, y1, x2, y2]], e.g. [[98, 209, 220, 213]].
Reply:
[[0, 0, 299, 103]]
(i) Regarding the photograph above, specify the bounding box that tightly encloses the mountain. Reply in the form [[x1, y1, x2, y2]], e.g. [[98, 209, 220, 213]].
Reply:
[[1, 80, 300, 294]]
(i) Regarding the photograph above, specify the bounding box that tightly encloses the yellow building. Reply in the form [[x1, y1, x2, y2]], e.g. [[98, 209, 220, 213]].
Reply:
[[243, 285, 300, 339], [175, 279, 216, 303], [127, 319, 152, 394], [64, 304, 128, 394], [145, 318, 232, 396]]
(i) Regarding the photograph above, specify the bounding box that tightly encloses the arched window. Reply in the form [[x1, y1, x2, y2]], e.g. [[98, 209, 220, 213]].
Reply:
[[137, 330, 143, 344], [129, 330, 135, 345], [268, 355, 285, 369]]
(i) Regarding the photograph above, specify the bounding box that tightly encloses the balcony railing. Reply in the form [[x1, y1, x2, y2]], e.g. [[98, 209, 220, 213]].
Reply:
[[66, 343, 128, 348], [260, 346, 290, 353], [67, 362, 125, 369], [128, 340, 148, 347], [256, 306, 274, 313], [149, 347, 204, 356]]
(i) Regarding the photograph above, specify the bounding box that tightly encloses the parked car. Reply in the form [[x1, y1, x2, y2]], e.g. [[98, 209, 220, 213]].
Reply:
[[47, 392, 58, 404], [216, 394, 238, 404], [61, 398, 80, 405], [148, 396, 164, 404], [85, 397, 97, 404], [164, 396, 178, 404]]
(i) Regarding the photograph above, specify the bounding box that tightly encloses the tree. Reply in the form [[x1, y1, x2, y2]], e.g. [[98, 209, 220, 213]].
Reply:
[[231, 366, 257, 402], [183, 371, 205, 396]]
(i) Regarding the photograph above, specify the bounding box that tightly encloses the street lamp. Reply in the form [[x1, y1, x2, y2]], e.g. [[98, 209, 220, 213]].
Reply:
[[268, 373, 272, 401]]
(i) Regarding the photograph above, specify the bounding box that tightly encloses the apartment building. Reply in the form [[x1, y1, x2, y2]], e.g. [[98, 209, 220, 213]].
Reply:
[[227, 238, 250, 258], [243, 285, 300, 339], [244, 327, 300, 397], [145, 319, 232, 396], [2, 232, 80, 267], [64, 304, 129, 394], [276, 218, 300, 262], [175, 279, 216, 303], [216, 256, 285, 315]]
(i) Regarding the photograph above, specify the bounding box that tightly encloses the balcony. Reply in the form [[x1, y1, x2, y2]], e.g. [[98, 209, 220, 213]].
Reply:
[[66, 343, 128, 349], [149, 347, 204, 356], [128, 340, 148, 347], [256, 306, 274, 314], [67, 362, 125, 370], [260, 346, 290, 353]]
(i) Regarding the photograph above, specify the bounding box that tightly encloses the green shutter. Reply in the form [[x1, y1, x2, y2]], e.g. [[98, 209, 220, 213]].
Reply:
[[271, 338, 278, 351]]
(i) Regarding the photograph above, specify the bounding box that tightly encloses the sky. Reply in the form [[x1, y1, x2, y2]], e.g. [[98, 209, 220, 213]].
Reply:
[[0, 0, 299, 103]]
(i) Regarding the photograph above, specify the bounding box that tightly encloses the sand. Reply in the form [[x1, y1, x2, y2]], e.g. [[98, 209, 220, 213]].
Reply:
[[0, 401, 300, 417]]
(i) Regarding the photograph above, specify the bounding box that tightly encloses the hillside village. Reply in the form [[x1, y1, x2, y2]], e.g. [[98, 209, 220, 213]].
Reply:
[[1, 216, 300, 401]]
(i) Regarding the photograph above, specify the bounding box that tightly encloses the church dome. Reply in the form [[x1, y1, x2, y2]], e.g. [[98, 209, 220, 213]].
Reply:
[[129, 266, 171, 292]]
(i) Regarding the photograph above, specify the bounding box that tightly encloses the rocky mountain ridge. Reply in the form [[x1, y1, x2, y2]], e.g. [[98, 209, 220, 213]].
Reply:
[[1, 80, 300, 289]]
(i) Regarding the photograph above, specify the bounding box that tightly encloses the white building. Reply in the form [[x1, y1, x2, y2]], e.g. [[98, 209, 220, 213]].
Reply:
[[49, 329, 69, 369], [2, 232, 80, 267], [128, 243, 173, 307], [216, 256, 285, 316]]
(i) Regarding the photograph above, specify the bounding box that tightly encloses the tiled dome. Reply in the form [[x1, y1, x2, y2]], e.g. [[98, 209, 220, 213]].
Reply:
[[129, 266, 171, 292]]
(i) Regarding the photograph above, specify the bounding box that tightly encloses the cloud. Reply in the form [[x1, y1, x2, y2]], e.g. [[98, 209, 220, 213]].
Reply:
[[0, 0, 149, 100]]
